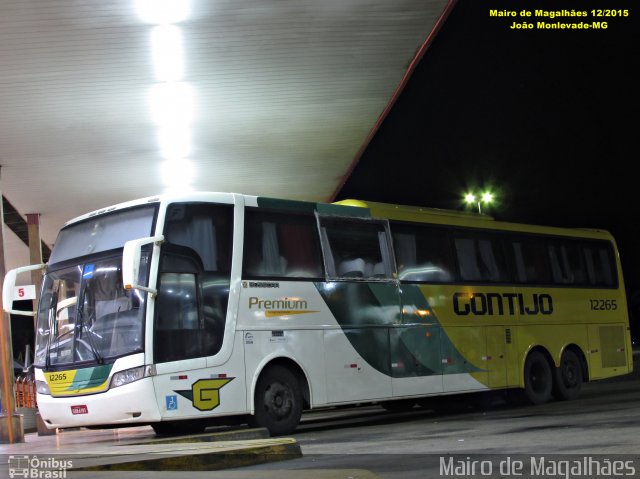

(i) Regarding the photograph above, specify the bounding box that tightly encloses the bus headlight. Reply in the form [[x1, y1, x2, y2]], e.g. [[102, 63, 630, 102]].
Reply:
[[110, 365, 156, 389], [36, 380, 51, 395]]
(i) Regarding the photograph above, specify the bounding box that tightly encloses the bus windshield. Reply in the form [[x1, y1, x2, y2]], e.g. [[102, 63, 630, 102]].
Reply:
[[34, 205, 157, 368], [48, 205, 156, 265], [35, 255, 149, 368]]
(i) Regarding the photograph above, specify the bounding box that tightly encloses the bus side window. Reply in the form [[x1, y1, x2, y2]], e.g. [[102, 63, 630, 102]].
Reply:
[[391, 223, 454, 283], [509, 237, 552, 284], [243, 209, 323, 279], [318, 216, 395, 280], [583, 242, 616, 286], [548, 241, 586, 285], [453, 234, 508, 283]]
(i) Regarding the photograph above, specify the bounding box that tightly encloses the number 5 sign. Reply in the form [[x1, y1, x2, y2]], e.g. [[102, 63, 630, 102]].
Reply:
[[14, 285, 36, 301]]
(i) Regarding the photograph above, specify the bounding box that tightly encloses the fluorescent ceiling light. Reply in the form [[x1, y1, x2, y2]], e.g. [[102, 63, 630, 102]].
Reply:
[[136, 0, 191, 24], [149, 82, 195, 127], [162, 159, 194, 187], [157, 124, 191, 160], [151, 25, 184, 82]]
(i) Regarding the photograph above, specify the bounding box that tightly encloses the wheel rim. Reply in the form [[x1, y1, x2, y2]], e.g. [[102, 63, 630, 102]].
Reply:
[[530, 362, 549, 393], [263, 381, 293, 420], [562, 358, 579, 388]]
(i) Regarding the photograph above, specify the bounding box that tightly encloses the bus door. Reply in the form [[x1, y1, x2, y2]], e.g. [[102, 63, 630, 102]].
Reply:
[[151, 202, 243, 419], [317, 215, 398, 403]]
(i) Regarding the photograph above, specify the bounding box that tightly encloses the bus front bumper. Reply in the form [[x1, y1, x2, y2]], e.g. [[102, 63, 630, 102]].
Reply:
[[37, 377, 161, 429]]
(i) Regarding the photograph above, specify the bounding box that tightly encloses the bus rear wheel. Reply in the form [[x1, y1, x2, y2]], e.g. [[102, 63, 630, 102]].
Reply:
[[251, 365, 302, 436], [553, 349, 583, 401], [522, 350, 553, 405]]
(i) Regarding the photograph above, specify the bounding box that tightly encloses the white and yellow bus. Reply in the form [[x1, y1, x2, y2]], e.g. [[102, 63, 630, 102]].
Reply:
[[3, 192, 633, 435]]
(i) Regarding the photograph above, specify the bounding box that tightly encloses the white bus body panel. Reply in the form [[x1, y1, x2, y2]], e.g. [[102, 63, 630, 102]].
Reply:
[[238, 281, 329, 408], [323, 328, 392, 402], [151, 334, 248, 419], [242, 329, 327, 409]]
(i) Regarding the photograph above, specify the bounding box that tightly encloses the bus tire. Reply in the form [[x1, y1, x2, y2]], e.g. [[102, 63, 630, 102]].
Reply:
[[252, 365, 302, 436], [522, 350, 553, 405], [553, 349, 583, 401]]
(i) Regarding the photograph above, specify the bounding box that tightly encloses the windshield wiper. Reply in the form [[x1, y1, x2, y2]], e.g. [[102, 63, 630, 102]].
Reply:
[[44, 292, 58, 370], [77, 307, 104, 364]]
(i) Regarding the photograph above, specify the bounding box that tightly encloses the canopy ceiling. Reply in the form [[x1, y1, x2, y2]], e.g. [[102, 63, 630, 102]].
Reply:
[[0, 0, 453, 274]]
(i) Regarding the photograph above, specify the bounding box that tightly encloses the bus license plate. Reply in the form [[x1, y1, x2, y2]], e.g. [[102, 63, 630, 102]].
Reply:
[[71, 405, 88, 415]]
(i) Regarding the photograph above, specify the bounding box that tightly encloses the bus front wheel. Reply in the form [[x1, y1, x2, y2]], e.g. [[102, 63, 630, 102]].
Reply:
[[553, 349, 583, 401], [522, 350, 553, 405], [251, 365, 302, 436]]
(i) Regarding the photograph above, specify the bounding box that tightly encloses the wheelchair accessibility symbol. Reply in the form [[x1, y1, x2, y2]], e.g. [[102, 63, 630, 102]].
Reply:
[[166, 395, 178, 411]]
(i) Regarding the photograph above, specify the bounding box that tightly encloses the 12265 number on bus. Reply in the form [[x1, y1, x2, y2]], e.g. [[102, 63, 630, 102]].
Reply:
[[589, 299, 618, 311]]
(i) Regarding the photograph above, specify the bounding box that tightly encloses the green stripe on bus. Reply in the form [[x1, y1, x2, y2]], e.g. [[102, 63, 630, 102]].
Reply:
[[256, 196, 371, 217], [402, 284, 484, 374], [70, 364, 113, 390], [256, 197, 317, 212], [315, 282, 483, 377], [316, 203, 370, 218]]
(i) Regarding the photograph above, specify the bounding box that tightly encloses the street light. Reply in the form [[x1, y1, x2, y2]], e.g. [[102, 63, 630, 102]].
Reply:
[[464, 191, 494, 214]]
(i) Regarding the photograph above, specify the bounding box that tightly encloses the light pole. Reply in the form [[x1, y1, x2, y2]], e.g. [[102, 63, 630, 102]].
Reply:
[[464, 191, 494, 214]]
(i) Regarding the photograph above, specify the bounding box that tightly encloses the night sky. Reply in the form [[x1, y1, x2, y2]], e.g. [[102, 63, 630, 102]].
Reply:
[[337, 0, 640, 303]]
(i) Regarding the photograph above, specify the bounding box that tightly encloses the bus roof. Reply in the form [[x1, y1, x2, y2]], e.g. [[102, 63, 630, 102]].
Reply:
[[62, 192, 614, 243], [335, 199, 614, 241]]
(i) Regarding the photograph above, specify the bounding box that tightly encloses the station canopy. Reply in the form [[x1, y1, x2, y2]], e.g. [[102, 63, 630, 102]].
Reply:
[[0, 0, 452, 272]]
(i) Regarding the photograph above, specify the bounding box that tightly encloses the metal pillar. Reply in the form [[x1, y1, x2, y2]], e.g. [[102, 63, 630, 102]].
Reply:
[[27, 214, 43, 323], [26, 213, 54, 435], [0, 167, 25, 443]]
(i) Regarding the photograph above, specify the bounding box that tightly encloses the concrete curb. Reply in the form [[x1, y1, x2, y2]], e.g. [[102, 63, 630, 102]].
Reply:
[[71, 437, 302, 471], [123, 427, 270, 446]]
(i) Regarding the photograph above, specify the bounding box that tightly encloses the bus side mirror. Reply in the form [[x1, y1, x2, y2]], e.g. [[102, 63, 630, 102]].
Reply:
[[122, 235, 164, 296], [2, 264, 46, 316]]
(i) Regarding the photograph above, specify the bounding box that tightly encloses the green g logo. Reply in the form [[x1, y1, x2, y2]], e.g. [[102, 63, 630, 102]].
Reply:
[[192, 378, 232, 411], [174, 377, 234, 411]]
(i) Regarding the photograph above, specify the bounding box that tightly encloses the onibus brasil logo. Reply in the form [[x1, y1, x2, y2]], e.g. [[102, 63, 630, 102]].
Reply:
[[8, 456, 72, 478]]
